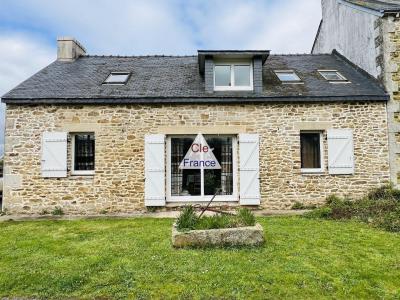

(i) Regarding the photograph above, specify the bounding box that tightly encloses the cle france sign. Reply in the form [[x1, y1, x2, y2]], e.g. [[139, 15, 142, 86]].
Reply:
[[179, 133, 221, 169]]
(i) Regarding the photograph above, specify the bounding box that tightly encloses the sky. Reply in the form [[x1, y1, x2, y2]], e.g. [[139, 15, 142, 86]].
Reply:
[[0, 0, 322, 154]]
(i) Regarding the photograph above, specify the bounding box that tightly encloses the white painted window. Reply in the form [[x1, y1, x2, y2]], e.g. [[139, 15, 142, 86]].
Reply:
[[103, 72, 130, 85], [327, 129, 354, 175], [318, 70, 348, 82], [274, 70, 302, 83], [167, 135, 238, 202], [300, 131, 324, 173], [214, 60, 253, 91], [71, 133, 95, 176]]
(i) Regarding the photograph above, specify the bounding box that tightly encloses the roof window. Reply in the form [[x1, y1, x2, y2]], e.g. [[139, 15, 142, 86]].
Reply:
[[318, 70, 348, 82], [103, 72, 130, 85], [274, 70, 302, 83]]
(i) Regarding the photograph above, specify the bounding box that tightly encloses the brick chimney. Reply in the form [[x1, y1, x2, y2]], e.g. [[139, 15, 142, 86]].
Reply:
[[57, 37, 86, 61]]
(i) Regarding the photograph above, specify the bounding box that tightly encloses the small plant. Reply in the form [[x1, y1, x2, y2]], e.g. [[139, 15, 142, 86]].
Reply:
[[304, 207, 332, 219], [39, 209, 49, 215], [292, 202, 306, 210], [146, 206, 158, 213], [196, 214, 232, 230], [0, 207, 8, 216], [99, 209, 108, 215], [176, 205, 198, 231], [236, 208, 256, 226], [51, 206, 64, 216]]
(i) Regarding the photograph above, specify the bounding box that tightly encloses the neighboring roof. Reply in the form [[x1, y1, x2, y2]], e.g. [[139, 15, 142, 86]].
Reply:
[[2, 51, 388, 104], [343, 0, 400, 14]]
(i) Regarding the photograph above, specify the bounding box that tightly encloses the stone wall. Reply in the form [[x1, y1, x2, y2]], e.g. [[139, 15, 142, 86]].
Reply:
[[381, 16, 400, 184], [3, 102, 390, 214]]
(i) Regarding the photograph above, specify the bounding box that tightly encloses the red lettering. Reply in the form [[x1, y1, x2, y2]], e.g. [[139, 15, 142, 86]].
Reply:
[[191, 143, 209, 152]]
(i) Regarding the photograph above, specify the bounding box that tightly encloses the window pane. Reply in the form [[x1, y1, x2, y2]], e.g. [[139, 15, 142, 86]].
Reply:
[[234, 65, 250, 86], [320, 71, 345, 81], [104, 73, 130, 83], [300, 133, 321, 169], [171, 137, 201, 196], [74, 133, 95, 171], [275, 71, 300, 82], [204, 136, 233, 196], [215, 65, 231, 86]]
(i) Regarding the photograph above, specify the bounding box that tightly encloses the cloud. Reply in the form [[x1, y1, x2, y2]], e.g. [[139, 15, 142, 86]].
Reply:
[[0, 0, 321, 55], [0, 33, 55, 152]]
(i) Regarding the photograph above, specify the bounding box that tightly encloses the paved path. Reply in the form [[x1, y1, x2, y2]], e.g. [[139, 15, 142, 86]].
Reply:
[[0, 209, 309, 222]]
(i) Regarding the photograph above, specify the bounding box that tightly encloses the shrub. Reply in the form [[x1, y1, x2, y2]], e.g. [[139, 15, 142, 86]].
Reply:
[[305, 185, 400, 232], [176, 206, 198, 231], [366, 184, 400, 201], [51, 207, 64, 216], [237, 208, 256, 226]]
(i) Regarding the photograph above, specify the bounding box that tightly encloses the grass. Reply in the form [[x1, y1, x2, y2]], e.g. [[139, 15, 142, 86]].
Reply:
[[0, 217, 399, 299]]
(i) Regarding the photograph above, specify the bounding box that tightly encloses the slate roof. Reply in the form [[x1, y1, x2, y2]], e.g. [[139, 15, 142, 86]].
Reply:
[[344, 0, 400, 13], [2, 51, 388, 104]]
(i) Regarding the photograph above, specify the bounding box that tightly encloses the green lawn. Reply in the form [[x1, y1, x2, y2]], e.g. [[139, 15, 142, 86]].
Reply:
[[0, 217, 399, 299]]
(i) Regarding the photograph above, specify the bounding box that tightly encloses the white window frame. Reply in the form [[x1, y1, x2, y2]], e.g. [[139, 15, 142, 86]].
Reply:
[[318, 70, 348, 82], [213, 60, 253, 91], [166, 134, 238, 202], [274, 70, 303, 84], [71, 132, 95, 176], [300, 131, 325, 174]]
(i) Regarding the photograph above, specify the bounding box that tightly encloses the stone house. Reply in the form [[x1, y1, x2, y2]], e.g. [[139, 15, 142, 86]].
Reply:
[[1, 37, 390, 214], [312, 0, 400, 184]]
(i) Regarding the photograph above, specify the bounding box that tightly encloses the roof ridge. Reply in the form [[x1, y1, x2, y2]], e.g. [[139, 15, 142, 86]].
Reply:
[[83, 54, 197, 58], [270, 53, 331, 56]]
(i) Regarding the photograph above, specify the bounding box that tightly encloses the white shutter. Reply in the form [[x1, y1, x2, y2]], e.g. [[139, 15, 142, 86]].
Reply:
[[239, 134, 260, 205], [41, 132, 68, 178], [327, 129, 354, 175], [144, 134, 166, 206]]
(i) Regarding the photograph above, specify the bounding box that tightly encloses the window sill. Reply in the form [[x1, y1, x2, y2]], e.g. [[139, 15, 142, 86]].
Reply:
[[301, 169, 325, 175], [214, 87, 253, 91], [71, 171, 95, 176]]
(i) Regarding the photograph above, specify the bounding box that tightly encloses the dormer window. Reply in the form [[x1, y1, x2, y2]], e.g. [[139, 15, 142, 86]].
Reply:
[[318, 70, 348, 82], [103, 72, 130, 85], [274, 70, 302, 83], [214, 61, 253, 91]]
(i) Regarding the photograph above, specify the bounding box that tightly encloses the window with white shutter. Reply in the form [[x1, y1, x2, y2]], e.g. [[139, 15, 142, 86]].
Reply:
[[239, 133, 260, 205], [41, 132, 68, 178], [327, 129, 354, 175], [145, 134, 166, 206]]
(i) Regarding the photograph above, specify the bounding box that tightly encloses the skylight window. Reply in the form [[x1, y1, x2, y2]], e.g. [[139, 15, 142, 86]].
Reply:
[[319, 70, 347, 82], [274, 70, 301, 83], [103, 72, 130, 84]]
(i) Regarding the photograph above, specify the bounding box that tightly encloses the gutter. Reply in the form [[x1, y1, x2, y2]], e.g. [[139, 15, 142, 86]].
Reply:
[[1, 95, 389, 105]]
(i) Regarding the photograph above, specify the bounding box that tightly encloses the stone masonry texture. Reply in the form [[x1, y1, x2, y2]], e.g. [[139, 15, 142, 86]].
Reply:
[[3, 102, 390, 214]]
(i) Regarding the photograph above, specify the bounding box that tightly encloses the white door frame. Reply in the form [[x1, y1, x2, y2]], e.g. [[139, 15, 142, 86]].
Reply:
[[166, 134, 238, 203]]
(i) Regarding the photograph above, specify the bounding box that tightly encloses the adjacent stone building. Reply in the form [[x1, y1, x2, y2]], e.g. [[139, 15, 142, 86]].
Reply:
[[1, 37, 390, 214], [312, 0, 400, 184]]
